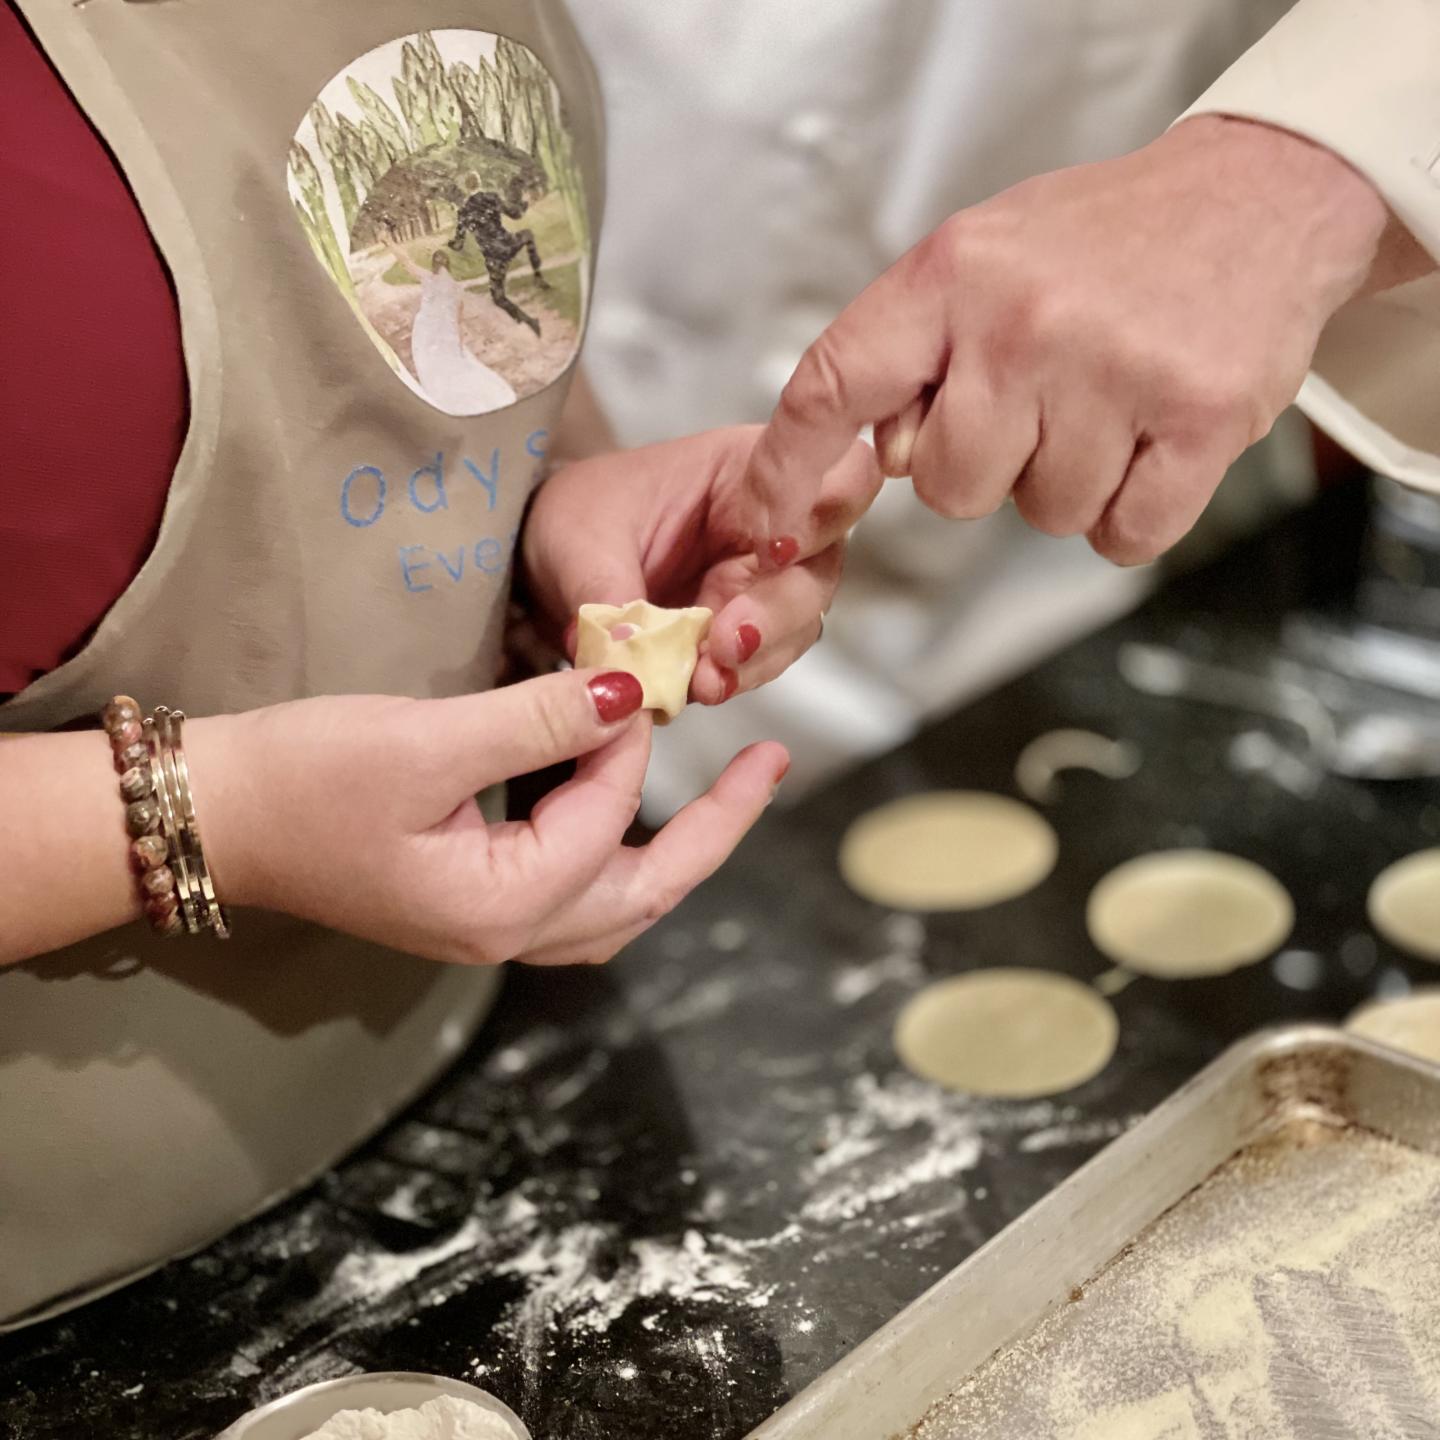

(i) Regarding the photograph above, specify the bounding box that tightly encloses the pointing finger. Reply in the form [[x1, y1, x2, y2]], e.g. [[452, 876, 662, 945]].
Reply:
[[744, 244, 947, 562]]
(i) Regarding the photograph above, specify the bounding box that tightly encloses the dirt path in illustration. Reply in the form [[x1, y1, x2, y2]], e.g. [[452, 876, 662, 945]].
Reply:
[[352, 246, 581, 402]]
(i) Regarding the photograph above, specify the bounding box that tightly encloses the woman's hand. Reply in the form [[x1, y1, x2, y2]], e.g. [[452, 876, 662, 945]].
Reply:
[[186, 670, 787, 967], [520, 424, 881, 705]]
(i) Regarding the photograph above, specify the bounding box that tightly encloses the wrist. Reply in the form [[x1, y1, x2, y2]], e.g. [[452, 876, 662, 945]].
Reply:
[[1168, 113, 1388, 311]]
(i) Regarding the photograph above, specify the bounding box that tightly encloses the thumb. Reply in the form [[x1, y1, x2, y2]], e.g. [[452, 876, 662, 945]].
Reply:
[[547, 509, 647, 615], [558, 558, 647, 662], [413, 668, 646, 809], [541, 523, 647, 662]]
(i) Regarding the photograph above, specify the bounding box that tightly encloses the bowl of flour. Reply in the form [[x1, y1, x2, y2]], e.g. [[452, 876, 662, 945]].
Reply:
[[215, 1372, 531, 1439]]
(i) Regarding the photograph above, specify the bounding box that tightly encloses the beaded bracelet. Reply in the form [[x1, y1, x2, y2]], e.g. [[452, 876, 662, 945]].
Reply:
[[102, 695, 230, 940], [102, 694, 184, 937]]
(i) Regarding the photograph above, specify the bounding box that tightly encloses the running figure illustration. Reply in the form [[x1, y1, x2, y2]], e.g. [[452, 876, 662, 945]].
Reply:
[[449, 170, 551, 336]]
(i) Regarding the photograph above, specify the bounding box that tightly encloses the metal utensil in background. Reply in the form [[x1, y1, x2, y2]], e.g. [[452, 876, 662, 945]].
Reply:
[[1117, 642, 1440, 781], [1284, 613, 1440, 705], [1118, 642, 1337, 759], [1356, 477, 1440, 641]]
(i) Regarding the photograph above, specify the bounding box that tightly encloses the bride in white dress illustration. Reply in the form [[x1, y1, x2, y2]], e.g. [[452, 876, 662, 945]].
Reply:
[[389, 245, 517, 416]]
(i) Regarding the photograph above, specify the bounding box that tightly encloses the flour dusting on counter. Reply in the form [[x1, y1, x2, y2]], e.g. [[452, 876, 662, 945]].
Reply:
[[830, 914, 927, 1005], [208, 902, 1146, 1412], [1019, 1115, 1141, 1153], [803, 1075, 982, 1223], [496, 1224, 774, 1374]]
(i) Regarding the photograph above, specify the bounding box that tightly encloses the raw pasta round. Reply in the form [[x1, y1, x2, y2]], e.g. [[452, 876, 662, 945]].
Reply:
[[1347, 990, 1440, 1065], [1086, 850, 1292, 978], [839, 792, 1057, 911], [1368, 849, 1440, 962], [894, 969, 1118, 1098]]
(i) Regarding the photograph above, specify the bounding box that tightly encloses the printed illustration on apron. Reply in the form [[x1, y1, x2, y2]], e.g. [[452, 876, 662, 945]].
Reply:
[[288, 30, 590, 417]]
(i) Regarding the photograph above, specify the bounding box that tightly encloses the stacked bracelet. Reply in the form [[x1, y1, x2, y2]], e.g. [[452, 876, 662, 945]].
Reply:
[[149, 706, 230, 938], [103, 694, 183, 937], [102, 695, 230, 940]]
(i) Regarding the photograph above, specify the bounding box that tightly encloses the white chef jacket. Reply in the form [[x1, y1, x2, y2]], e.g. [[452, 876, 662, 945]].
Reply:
[[1184, 0, 1440, 495], [571, 0, 1440, 813]]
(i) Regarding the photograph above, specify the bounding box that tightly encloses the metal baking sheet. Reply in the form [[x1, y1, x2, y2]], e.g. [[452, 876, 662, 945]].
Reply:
[[749, 1026, 1440, 1439]]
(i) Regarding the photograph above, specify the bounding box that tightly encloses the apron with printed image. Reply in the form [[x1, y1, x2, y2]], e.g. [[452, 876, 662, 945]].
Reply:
[[0, 0, 602, 1329]]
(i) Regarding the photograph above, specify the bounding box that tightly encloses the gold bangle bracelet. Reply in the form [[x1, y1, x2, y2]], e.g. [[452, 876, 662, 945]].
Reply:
[[155, 707, 231, 940], [163, 709, 230, 940], [147, 712, 201, 934]]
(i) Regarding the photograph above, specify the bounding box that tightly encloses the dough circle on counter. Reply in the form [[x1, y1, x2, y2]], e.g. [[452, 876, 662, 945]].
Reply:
[[1347, 990, 1440, 1064], [1368, 849, 1440, 962], [839, 792, 1058, 910], [1086, 850, 1293, 978], [894, 969, 1118, 1098]]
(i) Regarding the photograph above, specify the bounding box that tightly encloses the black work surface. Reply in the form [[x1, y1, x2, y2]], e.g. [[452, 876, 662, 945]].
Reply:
[[5, 484, 1439, 1440]]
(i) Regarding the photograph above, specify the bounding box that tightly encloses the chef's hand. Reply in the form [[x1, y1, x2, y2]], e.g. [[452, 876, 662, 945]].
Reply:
[[745, 115, 1422, 567], [521, 424, 881, 704], [186, 672, 787, 966]]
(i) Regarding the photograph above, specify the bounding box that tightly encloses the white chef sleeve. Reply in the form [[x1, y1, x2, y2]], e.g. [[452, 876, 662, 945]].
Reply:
[[1180, 0, 1440, 495]]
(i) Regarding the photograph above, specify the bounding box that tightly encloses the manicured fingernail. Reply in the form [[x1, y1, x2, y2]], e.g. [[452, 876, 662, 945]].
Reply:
[[718, 667, 739, 701], [736, 623, 762, 663], [588, 670, 644, 723], [768, 536, 800, 568], [768, 758, 791, 803]]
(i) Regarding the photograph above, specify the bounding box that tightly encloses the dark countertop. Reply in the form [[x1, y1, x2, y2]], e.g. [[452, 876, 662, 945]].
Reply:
[[5, 483, 1440, 1440]]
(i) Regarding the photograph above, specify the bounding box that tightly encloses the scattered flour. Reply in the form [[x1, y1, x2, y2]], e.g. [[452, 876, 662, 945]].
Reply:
[[219, 923, 1141, 1409], [495, 1224, 773, 1374], [831, 950, 926, 1007], [377, 1178, 428, 1224], [649, 975, 743, 1031], [1019, 1116, 1140, 1154], [326, 1216, 489, 1300], [802, 1074, 983, 1224], [830, 914, 928, 1006], [707, 918, 749, 952], [300, 1395, 520, 1440]]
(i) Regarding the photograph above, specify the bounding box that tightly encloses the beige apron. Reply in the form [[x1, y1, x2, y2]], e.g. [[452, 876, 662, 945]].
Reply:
[[0, 0, 602, 1329]]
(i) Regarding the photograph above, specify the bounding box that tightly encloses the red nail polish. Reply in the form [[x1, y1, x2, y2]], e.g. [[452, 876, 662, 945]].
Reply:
[[768, 536, 800, 568], [768, 757, 791, 804], [718, 667, 739, 701], [736, 623, 762, 663], [588, 671, 644, 723]]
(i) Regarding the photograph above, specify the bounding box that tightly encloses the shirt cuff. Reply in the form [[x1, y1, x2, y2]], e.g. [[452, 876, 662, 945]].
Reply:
[[1180, 0, 1440, 494]]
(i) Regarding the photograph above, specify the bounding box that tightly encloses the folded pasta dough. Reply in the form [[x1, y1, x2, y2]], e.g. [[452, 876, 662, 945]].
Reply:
[[575, 600, 713, 721]]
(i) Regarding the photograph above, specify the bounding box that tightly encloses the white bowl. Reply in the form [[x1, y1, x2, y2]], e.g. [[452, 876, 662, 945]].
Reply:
[[215, 1371, 531, 1439]]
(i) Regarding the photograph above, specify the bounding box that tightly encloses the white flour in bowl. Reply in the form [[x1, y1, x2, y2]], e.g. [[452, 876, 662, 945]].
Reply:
[[300, 1394, 522, 1439]]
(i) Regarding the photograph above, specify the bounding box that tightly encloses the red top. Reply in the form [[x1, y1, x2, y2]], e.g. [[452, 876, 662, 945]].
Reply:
[[0, 1, 187, 697]]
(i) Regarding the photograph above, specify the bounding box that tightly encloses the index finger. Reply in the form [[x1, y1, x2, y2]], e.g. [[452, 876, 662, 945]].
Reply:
[[488, 715, 654, 907], [745, 243, 949, 559], [522, 739, 789, 959]]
